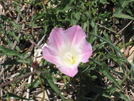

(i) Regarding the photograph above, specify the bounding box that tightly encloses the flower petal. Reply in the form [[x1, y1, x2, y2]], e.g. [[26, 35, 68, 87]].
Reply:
[[48, 28, 65, 53], [43, 47, 60, 65], [80, 40, 93, 63], [64, 25, 86, 48], [58, 66, 78, 77]]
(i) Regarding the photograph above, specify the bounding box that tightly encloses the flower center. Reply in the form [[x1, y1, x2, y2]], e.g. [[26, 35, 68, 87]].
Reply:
[[65, 52, 76, 65]]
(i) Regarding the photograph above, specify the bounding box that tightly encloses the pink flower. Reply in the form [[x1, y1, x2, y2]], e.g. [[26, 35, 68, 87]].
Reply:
[[42, 25, 92, 77]]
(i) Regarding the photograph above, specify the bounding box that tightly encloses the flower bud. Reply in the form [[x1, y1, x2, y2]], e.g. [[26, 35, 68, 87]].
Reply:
[[32, 61, 39, 70]]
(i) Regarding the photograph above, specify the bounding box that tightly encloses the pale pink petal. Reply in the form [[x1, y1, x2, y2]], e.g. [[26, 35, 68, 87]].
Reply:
[[58, 66, 78, 77], [64, 25, 86, 47], [48, 28, 65, 52], [80, 40, 92, 63], [43, 47, 60, 65]]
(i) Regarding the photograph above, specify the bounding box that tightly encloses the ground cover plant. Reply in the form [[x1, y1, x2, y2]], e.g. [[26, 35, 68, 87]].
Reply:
[[0, 0, 134, 101]]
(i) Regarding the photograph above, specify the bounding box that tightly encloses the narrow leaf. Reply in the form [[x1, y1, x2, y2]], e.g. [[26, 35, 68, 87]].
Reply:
[[100, 63, 121, 89], [113, 13, 134, 20], [2, 92, 31, 100]]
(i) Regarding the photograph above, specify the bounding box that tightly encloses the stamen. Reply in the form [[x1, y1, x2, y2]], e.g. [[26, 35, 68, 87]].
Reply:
[[65, 52, 76, 64]]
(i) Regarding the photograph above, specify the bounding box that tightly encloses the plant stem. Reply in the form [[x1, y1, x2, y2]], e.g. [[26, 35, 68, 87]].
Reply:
[[36, 72, 45, 101], [0, 71, 37, 88]]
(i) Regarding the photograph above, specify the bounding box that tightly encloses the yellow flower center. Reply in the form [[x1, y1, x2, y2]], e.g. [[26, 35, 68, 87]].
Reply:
[[65, 52, 76, 65]]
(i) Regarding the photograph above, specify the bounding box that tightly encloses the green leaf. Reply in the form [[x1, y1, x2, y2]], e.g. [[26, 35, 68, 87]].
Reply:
[[103, 54, 125, 63], [7, 31, 19, 42], [0, 59, 20, 66], [56, 5, 73, 13], [100, 0, 109, 4], [0, 46, 21, 58], [100, 63, 121, 89], [114, 92, 130, 101], [2, 92, 31, 100], [88, 24, 98, 43], [45, 71, 67, 101], [25, 79, 40, 88], [118, 0, 134, 9], [0, 58, 30, 66], [90, 33, 123, 57], [74, 12, 80, 21], [113, 13, 134, 20], [15, 3, 24, 19]]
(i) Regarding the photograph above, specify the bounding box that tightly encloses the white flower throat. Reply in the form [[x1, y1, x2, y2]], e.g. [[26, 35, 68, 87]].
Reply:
[[65, 52, 76, 65]]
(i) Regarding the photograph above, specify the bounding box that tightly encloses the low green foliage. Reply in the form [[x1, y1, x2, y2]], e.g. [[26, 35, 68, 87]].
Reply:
[[0, 0, 134, 101]]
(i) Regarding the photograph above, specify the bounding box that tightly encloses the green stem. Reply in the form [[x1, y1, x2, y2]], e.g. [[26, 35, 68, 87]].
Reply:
[[36, 72, 45, 101]]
